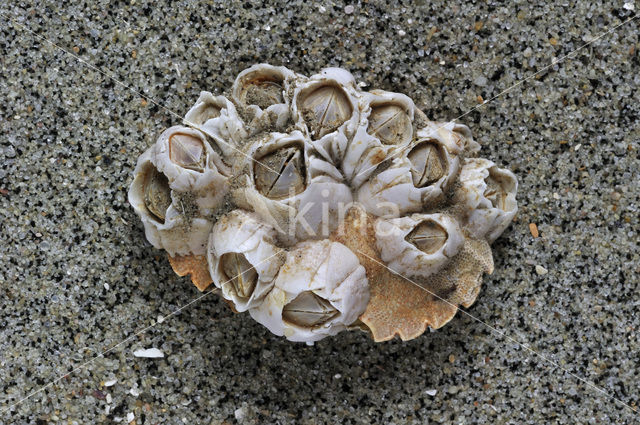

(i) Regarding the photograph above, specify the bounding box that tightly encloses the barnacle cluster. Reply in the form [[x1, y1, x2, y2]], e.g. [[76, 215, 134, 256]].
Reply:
[[129, 65, 518, 343]]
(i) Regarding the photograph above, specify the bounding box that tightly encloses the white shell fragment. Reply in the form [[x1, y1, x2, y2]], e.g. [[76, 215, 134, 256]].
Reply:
[[133, 348, 164, 358], [129, 64, 518, 343], [249, 240, 369, 342]]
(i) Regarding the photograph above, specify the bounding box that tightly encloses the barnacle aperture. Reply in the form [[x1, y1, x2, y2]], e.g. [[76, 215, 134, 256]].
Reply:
[[484, 169, 512, 211], [254, 145, 306, 199], [282, 291, 339, 328], [300, 84, 352, 139], [194, 105, 221, 124], [367, 104, 412, 145], [169, 133, 206, 172], [406, 220, 448, 254], [143, 167, 171, 223], [220, 252, 258, 299], [244, 78, 284, 110], [407, 141, 446, 187]]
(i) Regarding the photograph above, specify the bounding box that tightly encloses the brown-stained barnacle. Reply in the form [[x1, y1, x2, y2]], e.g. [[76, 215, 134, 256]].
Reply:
[[244, 78, 285, 110], [233, 64, 293, 111], [484, 168, 512, 211]]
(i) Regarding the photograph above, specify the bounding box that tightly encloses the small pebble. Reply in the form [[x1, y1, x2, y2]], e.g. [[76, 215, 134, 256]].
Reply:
[[344, 5, 354, 14], [234, 406, 248, 421], [474, 76, 488, 87], [535, 265, 548, 275], [425, 389, 437, 396], [126, 412, 134, 422], [529, 223, 539, 238]]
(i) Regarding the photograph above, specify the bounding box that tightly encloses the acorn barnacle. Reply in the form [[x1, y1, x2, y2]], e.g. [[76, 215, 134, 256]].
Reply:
[[129, 65, 518, 343]]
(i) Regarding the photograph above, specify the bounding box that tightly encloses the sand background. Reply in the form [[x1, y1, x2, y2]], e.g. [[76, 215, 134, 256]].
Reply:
[[1, 1, 638, 423]]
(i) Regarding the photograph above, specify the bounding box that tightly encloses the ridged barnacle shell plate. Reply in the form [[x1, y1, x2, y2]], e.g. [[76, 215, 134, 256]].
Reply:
[[129, 64, 518, 343]]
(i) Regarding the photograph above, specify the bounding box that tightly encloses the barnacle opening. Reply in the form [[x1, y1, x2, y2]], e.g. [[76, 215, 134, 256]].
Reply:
[[405, 219, 448, 254], [192, 104, 221, 125], [407, 140, 447, 187], [484, 168, 515, 212], [169, 133, 206, 172], [235, 66, 288, 110], [367, 103, 413, 145], [143, 167, 172, 223], [220, 252, 258, 299], [282, 291, 339, 328], [299, 83, 352, 139], [243, 77, 285, 110], [253, 144, 306, 199]]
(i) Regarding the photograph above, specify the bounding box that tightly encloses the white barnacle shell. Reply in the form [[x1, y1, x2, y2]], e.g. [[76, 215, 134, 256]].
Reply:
[[249, 239, 369, 343], [232, 63, 298, 132], [342, 90, 416, 188], [232, 131, 352, 244], [455, 158, 518, 242], [128, 126, 230, 256], [184, 91, 247, 157], [207, 210, 284, 312], [364, 90, 415, 146], [428, 121, 481, 155], [374, 213, 464, 279], [153, 126, 231, 214], [356, 125, 463, 217], [291, 68, 361, 171]]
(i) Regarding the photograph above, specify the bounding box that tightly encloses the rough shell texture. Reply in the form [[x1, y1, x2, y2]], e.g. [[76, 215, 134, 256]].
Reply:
[[128, 126, 229, 256], [249, 239, 369, 342], [207, 210, 285, 312], [374, 213, 465, 279], [129, 64, 518, 343]]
